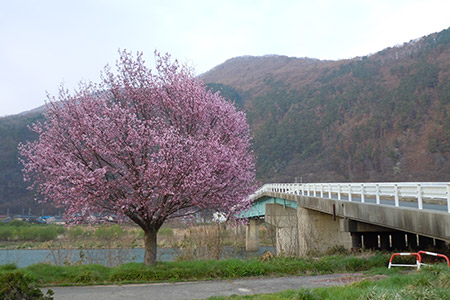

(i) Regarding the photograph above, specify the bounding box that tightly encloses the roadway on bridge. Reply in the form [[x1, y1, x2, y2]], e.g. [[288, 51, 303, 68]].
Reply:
[[324, 195, 447, 212], [48, 273, 365, 300]]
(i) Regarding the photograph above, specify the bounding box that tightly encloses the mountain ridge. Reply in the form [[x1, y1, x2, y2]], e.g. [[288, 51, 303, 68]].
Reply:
[[2, 26, 450, 213], [202, 26, 450, 183]]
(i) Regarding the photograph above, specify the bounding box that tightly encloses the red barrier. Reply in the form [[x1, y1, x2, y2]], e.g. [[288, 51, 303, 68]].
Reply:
[[418, 251, 450, 267], [388, 252, 422, 269]]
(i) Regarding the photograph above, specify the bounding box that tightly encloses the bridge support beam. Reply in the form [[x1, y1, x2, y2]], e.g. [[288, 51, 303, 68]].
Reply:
[[245, 218, 261, 252], [265, 203, 298, 256], [363, 233, 379, 249]]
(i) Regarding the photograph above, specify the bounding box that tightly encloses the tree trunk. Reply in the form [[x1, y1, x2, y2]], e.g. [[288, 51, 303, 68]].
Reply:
[[143, 226, 158, 266]]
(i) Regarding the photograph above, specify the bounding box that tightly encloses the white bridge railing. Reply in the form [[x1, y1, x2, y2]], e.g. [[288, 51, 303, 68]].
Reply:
[[251, 182, 450, 213]]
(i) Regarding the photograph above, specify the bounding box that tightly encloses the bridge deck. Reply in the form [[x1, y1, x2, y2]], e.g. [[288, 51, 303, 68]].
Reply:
[[245, 182, 450, 242]]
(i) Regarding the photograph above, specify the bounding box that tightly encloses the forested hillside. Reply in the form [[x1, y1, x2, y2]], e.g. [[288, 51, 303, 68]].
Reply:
[[0, 112, 59, 215], [2, 27, 450, 213], [202, 27, 450, 183]]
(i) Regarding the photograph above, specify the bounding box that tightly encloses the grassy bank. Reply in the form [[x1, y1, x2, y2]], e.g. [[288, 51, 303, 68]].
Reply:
[[206, 265, 450, 300], [0, 253, 389, 286]]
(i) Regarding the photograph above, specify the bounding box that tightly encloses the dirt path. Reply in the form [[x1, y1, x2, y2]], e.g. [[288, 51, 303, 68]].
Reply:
[[48, 273, 374, 300]]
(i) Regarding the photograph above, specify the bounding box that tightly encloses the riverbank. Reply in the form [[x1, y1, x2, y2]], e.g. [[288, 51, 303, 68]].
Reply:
[[0, 221, 275, 252], [1, 253, 389, 286], [3, 252, 449, 299]]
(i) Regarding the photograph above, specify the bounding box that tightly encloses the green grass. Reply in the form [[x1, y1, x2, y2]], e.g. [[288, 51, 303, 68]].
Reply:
[[2, 253, 448, 299], [206, 265, 450, 300], [0, 253, 390, 286]]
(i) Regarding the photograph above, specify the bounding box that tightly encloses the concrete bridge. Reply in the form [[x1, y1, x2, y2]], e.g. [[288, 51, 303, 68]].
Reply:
[[241, 182, 450, 256]]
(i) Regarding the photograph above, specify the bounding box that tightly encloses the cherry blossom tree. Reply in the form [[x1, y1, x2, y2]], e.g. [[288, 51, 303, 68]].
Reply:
[[19, 51, 256, 265]]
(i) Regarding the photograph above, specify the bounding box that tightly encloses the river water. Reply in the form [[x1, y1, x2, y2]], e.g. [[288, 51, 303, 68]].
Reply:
[[0, 246, 275, 268]]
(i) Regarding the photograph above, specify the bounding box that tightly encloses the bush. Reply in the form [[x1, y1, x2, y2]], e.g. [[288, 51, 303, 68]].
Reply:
[[94, 225, 125, 241], [67, 226, 85, 240], [55, 226, 65, 235], [0, 227, 13, 241], [18, 226, 58, 242], [8, 220, 29, 227], [0, 272, 53, 300], [37, 227, 58, 242]]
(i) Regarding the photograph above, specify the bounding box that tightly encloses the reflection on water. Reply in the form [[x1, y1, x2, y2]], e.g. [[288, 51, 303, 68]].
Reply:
[[0, 246, 275, 268]]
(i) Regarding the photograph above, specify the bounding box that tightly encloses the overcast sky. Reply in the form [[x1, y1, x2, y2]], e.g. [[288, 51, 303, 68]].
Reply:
[[1, 0, 450, 117]]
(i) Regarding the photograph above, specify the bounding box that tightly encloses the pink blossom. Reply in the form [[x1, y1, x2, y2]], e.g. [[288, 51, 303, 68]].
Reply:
[[19, 50, 256, 265]]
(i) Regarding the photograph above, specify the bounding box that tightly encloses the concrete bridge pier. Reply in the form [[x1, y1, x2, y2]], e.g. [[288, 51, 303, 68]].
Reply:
[[265, 203, 299, 256], [245, 218, 262, 251], [296, 206, 352, 256]]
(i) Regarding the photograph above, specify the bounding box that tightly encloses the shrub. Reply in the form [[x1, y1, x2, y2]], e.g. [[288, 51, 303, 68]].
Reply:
[[94, 225, 125, 241], [55, 226, 65, 235], [8, 220, 29, 227], [67, 226, 85, 240], [0, 227, 13, 241], [0, 272, 54, 300], [18, 226, 58, 242], [36, 227, 58, 242]]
